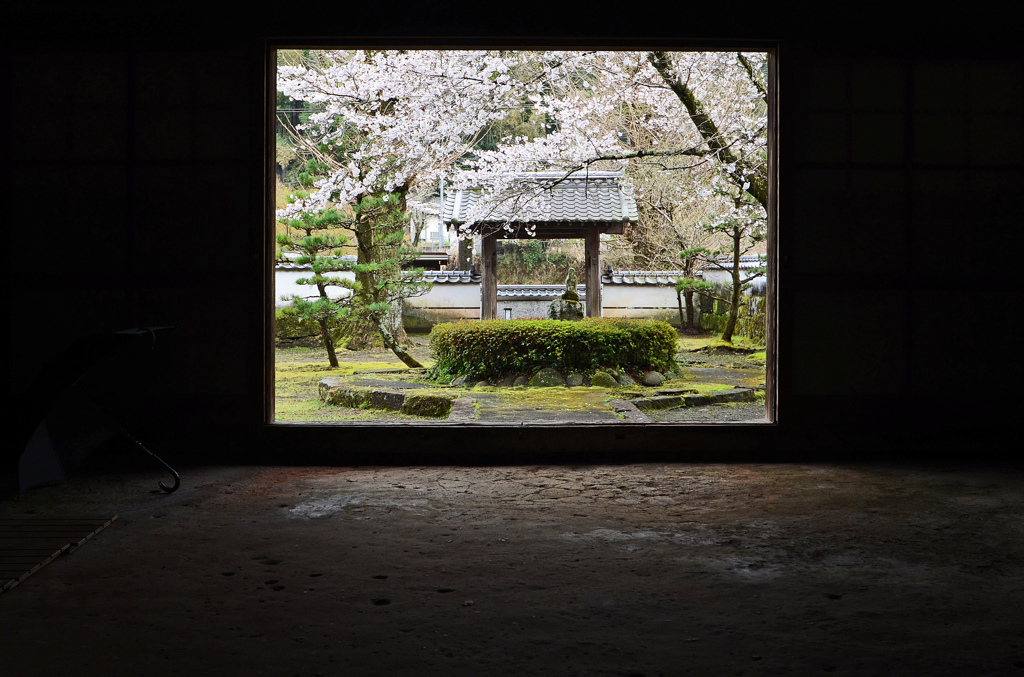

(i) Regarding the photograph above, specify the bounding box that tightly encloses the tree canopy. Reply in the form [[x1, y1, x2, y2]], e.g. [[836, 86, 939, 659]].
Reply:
[[276, 49, 769, 354]]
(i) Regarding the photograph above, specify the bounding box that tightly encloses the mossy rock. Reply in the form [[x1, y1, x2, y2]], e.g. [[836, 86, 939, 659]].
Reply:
[[368, 390, 405, 411], [323, 387, 369, 407], [640, 371, 664, 387], [529, 368, 565, 387], [590, 371, 618, 388], [401, 392, 455, 418], [566, 373, 585, 387]]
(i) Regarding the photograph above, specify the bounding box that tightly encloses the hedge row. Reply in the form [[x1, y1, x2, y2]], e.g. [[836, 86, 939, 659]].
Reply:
[[428, 318, 677, 380]]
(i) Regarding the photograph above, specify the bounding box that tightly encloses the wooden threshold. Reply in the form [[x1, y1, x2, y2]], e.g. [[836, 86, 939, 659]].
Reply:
[[0, 516, 118, 593]]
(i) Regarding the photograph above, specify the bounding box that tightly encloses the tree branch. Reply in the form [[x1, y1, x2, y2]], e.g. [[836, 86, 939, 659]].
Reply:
[[647, 51, 768, 210]]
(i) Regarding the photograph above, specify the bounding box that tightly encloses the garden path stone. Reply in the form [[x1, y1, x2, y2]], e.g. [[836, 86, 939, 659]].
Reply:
[[350, 377, 430, 389]]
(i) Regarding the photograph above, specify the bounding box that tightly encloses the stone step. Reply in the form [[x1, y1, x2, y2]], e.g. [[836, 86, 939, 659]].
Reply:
[[633, 387, 756, 410], [318, 379, 457, 418]]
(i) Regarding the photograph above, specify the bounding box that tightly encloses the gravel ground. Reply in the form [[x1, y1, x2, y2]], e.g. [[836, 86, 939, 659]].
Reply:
[[642, 401, 768, 423]]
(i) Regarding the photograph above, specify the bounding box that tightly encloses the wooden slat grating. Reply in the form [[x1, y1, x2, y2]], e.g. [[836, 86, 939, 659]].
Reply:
[[0, 516, 117, 593]]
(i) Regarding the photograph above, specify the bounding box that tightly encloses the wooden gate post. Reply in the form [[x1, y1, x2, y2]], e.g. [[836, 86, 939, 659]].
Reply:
[[584, 229, 601, 318], [481, 233, 497, 320]]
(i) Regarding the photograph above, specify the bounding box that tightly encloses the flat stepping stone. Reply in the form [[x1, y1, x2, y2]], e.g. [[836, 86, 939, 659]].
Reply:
[[318, 379, 455, 417], [633, 387, 757, 410], [349, 377, 429, 389], [608, 399, 650, 423], [447, 397, 478, 421], [352, 367, 423, 374]]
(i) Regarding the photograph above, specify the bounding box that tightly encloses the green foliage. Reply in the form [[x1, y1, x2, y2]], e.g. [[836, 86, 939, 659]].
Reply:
[[699, 295, 766, 343], [275, 307, 350, 347], [676, 277, 716, 295], [428, 318, 677, 381], [495, 240, 579, 284]]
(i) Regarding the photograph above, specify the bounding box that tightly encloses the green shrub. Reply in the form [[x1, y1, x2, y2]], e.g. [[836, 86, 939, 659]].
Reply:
[[428, 318, 677, 381], [698, 295, 766, 343], [275, 307, 349, 347]]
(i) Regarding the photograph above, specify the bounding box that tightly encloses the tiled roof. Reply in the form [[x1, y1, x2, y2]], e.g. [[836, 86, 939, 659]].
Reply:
[[602, 271, 691, 285], [417, 270, 481, 283], [497, 285, 586, 299], [698, 254, 767, 273], [443, 171, 639, 226]]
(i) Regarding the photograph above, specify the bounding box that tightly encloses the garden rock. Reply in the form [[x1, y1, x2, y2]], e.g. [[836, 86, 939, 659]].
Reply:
[[369, 390, 405, 411], [590, 371, 618, 388], [529, 368, 566, 387], [641, 371, 664, 387], [546, 299, 583, 321], [401, 392, 456, 418], [512, 376, 530, 387], [566, 373, 585, 387], [618, 372, 636, 387]]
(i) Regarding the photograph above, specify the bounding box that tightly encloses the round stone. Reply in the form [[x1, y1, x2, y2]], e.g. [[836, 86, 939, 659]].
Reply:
[[590, 371, 618, 388], [641, 371, 664, 387], [529, 368, 565, 387]]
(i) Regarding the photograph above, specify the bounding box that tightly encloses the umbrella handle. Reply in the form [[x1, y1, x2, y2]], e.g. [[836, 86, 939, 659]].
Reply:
[[129, 436, 180, 493]]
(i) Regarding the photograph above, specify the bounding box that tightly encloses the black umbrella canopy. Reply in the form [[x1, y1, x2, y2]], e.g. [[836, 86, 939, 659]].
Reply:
[[17, 327, 179, 494]]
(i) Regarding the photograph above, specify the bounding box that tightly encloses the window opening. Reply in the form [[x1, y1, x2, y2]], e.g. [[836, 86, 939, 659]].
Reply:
[[271, 47, 775, 426]]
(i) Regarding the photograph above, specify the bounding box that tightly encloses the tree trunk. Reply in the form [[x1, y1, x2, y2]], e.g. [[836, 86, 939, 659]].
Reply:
[[722, 230, 743, 342], [317, 318, 339, 368], [346, 215, 377, 351], [677, 288, 685, 329], [458, 238, 473, 271], [722, 283, 740, 343], [376, 322, 423, 368], [684, 288, 696, 333], [647, 51, 768, 211]]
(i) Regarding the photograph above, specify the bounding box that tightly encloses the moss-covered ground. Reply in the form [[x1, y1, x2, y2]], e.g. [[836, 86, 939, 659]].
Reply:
[[274, 347, 425, 422], [274, 328, 767, 423]]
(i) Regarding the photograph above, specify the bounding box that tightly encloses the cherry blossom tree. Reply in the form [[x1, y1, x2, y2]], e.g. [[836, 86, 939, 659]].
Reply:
[[456, 50, 769, 341], [455, 50, 767, 213], [277, 49, 769, 354], [276, 50, 541, 363]]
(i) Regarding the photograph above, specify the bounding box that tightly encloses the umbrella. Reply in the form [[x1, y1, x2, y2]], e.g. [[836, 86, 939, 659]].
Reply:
[[17, 327, 180, 494]]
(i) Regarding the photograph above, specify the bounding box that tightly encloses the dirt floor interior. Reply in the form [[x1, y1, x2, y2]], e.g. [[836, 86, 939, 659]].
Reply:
[[2, 457, 1023, 676]]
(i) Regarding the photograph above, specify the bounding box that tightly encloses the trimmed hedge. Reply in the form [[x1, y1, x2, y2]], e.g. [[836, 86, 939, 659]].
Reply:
[[429, 318, 677, 381]]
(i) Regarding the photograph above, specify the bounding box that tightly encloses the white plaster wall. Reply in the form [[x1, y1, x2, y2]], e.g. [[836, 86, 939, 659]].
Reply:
[[701, 269, 766, 290], [403, 283, 482, 329], [274, 270, 355, 309], [603, 285, 686, 325], [498, 300, 564, 320]]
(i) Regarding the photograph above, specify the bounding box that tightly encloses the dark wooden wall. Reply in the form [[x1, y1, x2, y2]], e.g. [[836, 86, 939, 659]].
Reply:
[[5, 2, 1020, 464]]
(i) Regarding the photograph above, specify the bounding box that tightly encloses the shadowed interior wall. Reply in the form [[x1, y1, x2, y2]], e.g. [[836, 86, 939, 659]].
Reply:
[[4, 3, 1020, 462]]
